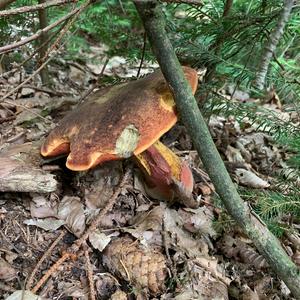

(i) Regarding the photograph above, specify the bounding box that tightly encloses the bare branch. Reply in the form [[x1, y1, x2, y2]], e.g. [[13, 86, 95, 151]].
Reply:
[[0, 4, 81, 54], [0, 0, 76, 17], [162, 0, 203, 5], [0, 1, 91, 103]]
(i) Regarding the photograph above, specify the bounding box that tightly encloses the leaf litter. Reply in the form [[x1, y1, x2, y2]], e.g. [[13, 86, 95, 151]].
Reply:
[[0, 52, 299, 299]]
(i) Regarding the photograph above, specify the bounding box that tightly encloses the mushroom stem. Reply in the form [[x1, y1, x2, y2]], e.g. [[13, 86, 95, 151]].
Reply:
[[135, 141, 196, 206]]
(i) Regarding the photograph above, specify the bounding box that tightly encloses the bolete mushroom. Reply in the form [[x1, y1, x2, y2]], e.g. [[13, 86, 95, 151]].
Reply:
[[41, 66, 198, 203]]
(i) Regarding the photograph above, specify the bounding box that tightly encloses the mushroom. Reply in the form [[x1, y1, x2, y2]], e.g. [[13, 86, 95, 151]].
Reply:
[[41, 66, 198, 203]]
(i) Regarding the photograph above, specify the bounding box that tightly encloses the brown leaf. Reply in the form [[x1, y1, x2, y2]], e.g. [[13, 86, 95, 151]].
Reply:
[[57, 196, 85, 237], [0, 258, 17, 281]]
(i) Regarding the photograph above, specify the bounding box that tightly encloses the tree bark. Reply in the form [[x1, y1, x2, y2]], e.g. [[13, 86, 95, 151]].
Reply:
[[37, 0, 50, 86], [134, 1, 300, 297], [0, 0, 15, 10], [0, 142, 57, 193], [203, 0, 233, 94], [253, 0, 293, 90]]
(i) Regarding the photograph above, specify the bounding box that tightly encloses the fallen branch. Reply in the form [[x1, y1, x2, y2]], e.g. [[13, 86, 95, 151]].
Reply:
[[26, 230, 66, 290], [0, 142, 57, 193], [0, 0, 76, 17], [134, 1, 300, 297], [84, 244, 96, 300]]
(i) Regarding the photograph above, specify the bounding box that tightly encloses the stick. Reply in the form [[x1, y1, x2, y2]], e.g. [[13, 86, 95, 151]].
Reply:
[[134, 1, 300, 297], [0, 0, 76, 17]]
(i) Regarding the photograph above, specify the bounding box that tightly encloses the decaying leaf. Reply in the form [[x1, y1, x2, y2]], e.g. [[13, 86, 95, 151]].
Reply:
[[225, 145, 245, 163], [5, 290, 46, 300], [164, 205, 209, 257], [30, 194, 57, 218], [24, 218, 65, 231], [0, 258, 17, 281], [57, 196, 86, 236], [57, 281, 88, 298], [234, 168, 270, 188], [14, 108, 42, 126], [175, 259, 229, 300], [103, 236, 167, 295], [110, 290, 127, 300], [179, 206, 216, 238], [89, 230, 113, 251]]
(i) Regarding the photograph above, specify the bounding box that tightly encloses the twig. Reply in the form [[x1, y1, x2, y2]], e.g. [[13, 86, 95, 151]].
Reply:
[[26, 230, 66, 290], [162, 0, 203, 5], [162, 218, 177, 281], [0, 0, 76, 17], [72, 168, 131, 252], [84, 244, 96, 300], [0, 19, 77, 103], [0, 115, 15, 124], [3, 99, 53, 124], [41, 0, 92, 62], [30, 169, 131, 293], [0, 3, 83, 54], [78, 57, 110, 104], [37, 0, 50, 86], [21, 84, 66, 96], [31, 252, 76, 294], [137, 32, 147, 78], [0, 30, 58, 79]]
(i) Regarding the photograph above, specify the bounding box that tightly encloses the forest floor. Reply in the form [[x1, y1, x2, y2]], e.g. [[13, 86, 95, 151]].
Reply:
[[0, 48, 298, 300]]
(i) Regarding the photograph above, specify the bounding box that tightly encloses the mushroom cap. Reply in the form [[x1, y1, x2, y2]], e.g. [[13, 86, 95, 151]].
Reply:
[[41, 66, 198, 171]]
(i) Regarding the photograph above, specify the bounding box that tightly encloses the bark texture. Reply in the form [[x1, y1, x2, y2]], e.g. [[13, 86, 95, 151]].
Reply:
[[253, 0, 294, 90], [38, 0, 50, 86], [134, 1, 300, 297], [0, 0, 15, 10], [0, 142, 57, 193]]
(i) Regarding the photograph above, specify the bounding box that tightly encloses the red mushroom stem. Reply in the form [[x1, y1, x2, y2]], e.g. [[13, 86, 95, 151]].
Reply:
[[135, 141, 195, 205]]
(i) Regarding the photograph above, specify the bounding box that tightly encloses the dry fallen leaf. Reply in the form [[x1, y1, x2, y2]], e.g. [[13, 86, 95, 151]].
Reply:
[[89, 230, 113, 252], [57, 196, 86, 237], [163, 205, 209, 257], [24, 218, 65, 231], [0, 258, 17, 281], [110, 290, 127, 300], [30, 194, 57, 218], [5, 290, 47, 300], [234, 168, 270, 188], [225, 145, 245, 163], [179, 206, 216, 238]]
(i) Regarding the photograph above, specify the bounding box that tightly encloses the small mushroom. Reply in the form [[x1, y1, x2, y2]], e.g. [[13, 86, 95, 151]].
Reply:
[[41, 66, 198, 204]]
